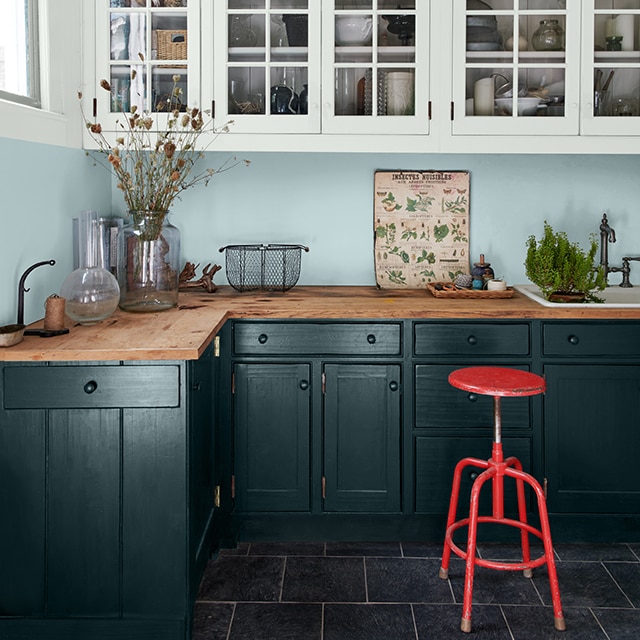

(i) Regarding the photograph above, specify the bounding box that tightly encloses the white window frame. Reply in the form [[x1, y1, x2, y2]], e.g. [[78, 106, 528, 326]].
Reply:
[[0, 0, 84, 148]]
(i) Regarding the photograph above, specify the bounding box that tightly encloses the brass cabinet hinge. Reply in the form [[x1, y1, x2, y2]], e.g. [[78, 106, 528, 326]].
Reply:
[[322, 371, 326, 394], [214, 485, 221, 508], [322, 476, 326, 500], [214, 335, 220, 357], [231, 475, 236, 499], [543, 477, 548, 499]]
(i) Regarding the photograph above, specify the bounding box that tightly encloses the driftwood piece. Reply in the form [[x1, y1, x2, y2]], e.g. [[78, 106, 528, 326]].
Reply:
[[179, 261, 222, 293]]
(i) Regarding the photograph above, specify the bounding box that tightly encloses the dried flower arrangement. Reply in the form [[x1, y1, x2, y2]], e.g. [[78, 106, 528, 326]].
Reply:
[[78, 74, 247, 220]]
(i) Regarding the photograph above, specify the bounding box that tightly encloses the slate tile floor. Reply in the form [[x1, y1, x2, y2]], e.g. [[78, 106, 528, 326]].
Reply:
[[193, 541, 640, 640]]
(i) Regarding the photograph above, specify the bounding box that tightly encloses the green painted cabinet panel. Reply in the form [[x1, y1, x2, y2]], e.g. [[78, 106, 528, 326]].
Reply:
[[415, 364, 531, 431], [415, 436, 532, 515], [233, 363, 311, 512], [543, 364, 640, 513], [0, 352, 217, 639], [414, 323, 530, 357], [234, 322, 402, 356], [323, 364, 401, 513], [543, 322, 640, 357]]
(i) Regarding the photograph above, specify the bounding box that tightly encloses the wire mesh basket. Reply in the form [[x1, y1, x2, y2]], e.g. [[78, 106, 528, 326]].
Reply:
[[219, 244, 309, 292]]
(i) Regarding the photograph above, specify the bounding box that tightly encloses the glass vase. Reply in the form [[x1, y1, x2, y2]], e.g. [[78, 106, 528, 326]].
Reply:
[[117, 211, 181, 313], [531, 19, 564, 51], [60, 210, 120, 325]]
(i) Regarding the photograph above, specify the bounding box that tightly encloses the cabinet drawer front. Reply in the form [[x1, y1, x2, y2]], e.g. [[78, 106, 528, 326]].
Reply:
[[414, 323, 529, 356], [3, 365, 180, 409], [415, 364, 531, 430], [543, 322, 640, 357], [234, 322, 401, 355]]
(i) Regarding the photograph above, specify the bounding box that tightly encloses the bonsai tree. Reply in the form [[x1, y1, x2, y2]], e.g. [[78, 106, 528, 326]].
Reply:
[[524, 221, 606, 303]]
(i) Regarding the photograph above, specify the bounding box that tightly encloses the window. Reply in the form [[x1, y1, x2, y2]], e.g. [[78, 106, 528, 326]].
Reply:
[[0, 0, 40, 108]]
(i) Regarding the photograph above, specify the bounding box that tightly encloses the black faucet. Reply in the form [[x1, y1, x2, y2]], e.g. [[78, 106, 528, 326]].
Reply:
[[599, 213, 633, 287]]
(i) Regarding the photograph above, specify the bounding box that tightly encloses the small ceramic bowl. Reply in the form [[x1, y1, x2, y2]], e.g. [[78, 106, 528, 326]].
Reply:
[[0, 323, 25, 347], [495, 96, 541, 116]]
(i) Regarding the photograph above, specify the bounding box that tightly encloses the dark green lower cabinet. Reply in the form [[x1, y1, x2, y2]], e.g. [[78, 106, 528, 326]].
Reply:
[[233, 363, 311, 512], [544, 364, 640, 514], [0, 354, 217, 639], [323, 364, 401, 513], [232, 361, 401, 514]]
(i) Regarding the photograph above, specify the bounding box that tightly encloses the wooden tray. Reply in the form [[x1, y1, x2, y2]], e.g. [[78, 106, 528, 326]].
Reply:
[[426, 282, 515, 299]]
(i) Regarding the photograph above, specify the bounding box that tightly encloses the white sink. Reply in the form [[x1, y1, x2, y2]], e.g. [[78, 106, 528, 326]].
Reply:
[[514, 283, 640, 308]]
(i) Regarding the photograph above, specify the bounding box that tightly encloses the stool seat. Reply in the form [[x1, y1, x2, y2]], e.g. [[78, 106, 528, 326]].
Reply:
[[448, 367, 546, 397]]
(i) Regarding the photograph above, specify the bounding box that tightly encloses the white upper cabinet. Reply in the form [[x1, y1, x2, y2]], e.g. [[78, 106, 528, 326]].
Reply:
[[451, 0, 580, 136], [89, 0, 201, 134], [84, 0, 640, 151], [208, 1, 322, 135], [581, 0, 640, 136], [321, 1, 430, 136]]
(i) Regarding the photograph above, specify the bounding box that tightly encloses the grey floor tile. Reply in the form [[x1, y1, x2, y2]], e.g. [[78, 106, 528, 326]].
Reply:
[[366, 557, 454, 604], [248, 541, 325, 556], [534, 561, 632, 609], [449, 563, 544, 606], [197, 555, 284, 602], [603, 561, 640, 607], [324, 603, 416, 640], [325, 541, 402, 557], [217, 542, 250, 556], [476, 541, 546, 562], [281, 556, 366, 602], [228, 603, 322, 640], [413, 603, 511, 639], [593, 608, 640, 640], [554, 543, 639, 562], [627, 543, 640, 561], [401, 542, 444, 558], [504, 605, 607, 640], [191, 602, 234, 640]]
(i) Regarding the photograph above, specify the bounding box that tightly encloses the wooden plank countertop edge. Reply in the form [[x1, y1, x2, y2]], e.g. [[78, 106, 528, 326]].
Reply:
[[3, 285, 640, 362]]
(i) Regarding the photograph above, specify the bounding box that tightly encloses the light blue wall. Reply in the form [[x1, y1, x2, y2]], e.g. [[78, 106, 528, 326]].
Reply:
[[3, 140, 640, 328], [137, 151, 640, 289], [0, 137, 110, 326]]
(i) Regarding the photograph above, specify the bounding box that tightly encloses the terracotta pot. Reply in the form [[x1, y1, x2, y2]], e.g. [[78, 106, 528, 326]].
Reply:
[[548, 291, 586, 304]]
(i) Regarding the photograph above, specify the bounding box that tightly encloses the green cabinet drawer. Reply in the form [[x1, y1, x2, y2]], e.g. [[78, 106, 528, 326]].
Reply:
[[543, 321, 640, 357], [233, 322, 402, 356], [414, 364, 531, 430], [415, 436, 532, 514], [3, 365, 180, 409], [414, 323, 530, 356]]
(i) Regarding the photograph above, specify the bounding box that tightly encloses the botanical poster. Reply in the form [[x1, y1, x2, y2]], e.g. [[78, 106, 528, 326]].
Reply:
[[374, 170, 470, 288]]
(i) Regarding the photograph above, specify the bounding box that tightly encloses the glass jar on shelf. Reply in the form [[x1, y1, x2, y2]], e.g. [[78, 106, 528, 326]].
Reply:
[[531, 19, 565, 52]]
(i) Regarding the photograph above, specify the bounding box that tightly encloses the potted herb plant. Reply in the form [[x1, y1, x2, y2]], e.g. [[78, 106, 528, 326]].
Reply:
[[524, 221, 606, 303]]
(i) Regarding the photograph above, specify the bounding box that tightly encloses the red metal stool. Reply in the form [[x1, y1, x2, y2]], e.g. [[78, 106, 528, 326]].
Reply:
[[439, 366, 565, 634]]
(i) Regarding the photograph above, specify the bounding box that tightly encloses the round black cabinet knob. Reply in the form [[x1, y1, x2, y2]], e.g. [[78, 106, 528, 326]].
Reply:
[[467, 335, 478, 345], [83, 380, 98, 394], [389, 381, 399, 391], [467, 393, 478, 402], [258, 333, 268, 344], [367, 334, 377, 344], [568, 335, 579, 345], [299, 380, 310, 391]]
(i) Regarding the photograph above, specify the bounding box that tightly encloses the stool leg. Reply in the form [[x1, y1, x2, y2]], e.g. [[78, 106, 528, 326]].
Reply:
[[505, 456, 532, 577], [506, 467, 566, 631], [439, 457, 489, 580], [461, 466, 495, 634]]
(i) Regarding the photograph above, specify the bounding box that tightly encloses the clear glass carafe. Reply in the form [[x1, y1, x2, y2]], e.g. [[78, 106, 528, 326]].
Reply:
[[60, 210, 120, 325]]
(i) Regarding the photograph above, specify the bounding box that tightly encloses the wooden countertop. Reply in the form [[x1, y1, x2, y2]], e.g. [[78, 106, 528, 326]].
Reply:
[[3, 285, 640, 362]]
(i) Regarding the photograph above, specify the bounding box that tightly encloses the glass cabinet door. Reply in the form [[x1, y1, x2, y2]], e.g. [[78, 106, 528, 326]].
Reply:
[[322, 0, 429, 135], [211, 1, 321, 134], [582, 1, 640, 135], [94, 0, 199, 127], [452, 0, 580, 136]]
